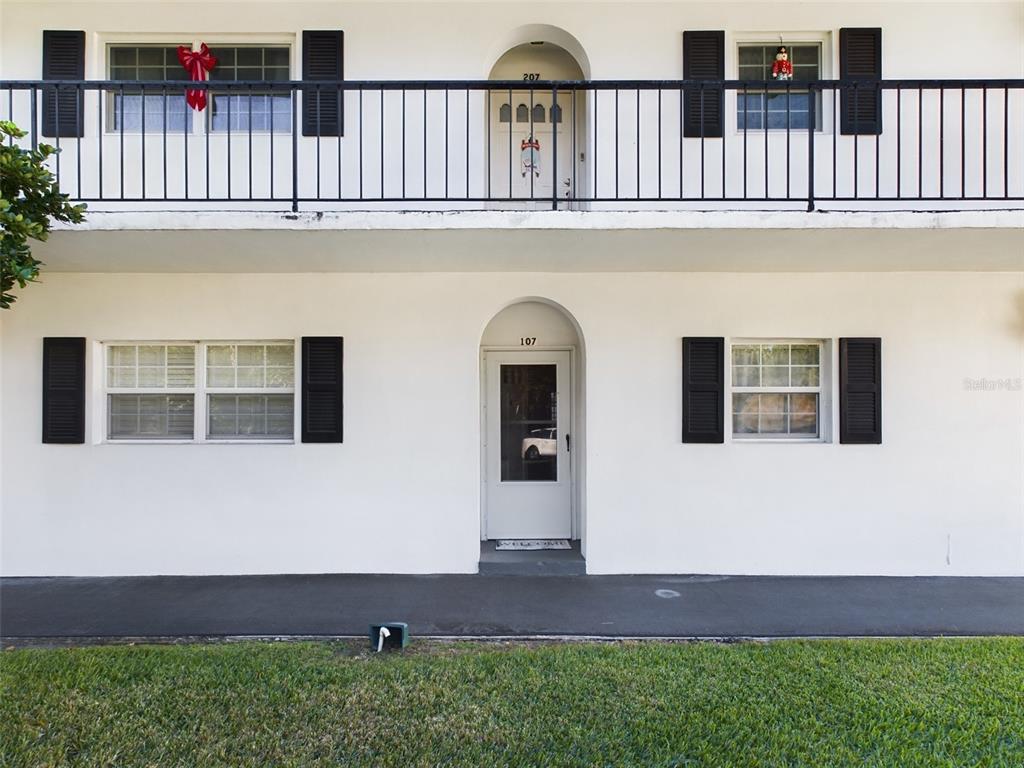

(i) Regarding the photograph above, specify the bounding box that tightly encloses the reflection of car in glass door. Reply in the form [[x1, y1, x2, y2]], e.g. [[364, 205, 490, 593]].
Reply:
[[521, 427, 557, 460], [485, 351, 571, 539]]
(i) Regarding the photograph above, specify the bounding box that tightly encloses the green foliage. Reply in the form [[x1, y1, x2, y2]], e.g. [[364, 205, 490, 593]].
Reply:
[[0, 121, 86, 309], [1, 638, 1023, 766]]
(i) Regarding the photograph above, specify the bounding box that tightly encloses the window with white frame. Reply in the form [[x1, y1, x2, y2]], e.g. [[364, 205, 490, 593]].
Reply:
[[206, 46, 291, 132], [105, 341, 295, 441], [108, 45, 194, 132], [737, 43, 823, 130], [107, 43, 292, 133], [731, 341, 823, 439]]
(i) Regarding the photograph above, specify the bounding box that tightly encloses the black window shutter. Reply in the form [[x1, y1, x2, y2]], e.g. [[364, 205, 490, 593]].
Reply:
[[840, 338, 882, 444], [42, 30, 85, 138], [682, 31, 724, 138], [302, 30, 344, 137], [302, 337, 343, 442], [42, 337, 86, 443], [682, 337, 724, 443], [840, 27, 882, 135]]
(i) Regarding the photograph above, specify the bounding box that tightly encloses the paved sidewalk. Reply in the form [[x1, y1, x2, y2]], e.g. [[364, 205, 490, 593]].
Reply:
[[2, 574, 1022, 640]]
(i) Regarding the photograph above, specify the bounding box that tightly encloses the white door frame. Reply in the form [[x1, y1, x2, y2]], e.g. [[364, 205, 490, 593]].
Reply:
[[480, 345, 577, 540]]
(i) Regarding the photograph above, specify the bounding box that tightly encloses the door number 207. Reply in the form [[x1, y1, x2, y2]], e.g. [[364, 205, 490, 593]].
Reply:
[[520, 337, 537, 346]]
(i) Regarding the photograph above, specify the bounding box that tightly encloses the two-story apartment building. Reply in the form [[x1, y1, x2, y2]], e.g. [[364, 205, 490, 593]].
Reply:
[[1, 1, 1022, 578]]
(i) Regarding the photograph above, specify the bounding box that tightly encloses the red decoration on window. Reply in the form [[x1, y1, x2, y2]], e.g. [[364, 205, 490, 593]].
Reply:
[[772, 45, 793, 80], [177, 43, 218, 111]]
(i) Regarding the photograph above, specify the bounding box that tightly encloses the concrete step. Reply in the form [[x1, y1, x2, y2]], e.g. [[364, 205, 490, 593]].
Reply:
[[478, 541, 586, 576]]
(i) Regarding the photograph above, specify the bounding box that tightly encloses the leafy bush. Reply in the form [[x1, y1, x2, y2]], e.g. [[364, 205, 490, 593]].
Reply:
[[0, 121, 86, 309]]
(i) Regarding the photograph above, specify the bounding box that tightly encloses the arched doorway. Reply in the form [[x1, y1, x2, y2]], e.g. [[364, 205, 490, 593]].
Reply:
[[487, 40, 587, 206], [480, 300, 586, 545]]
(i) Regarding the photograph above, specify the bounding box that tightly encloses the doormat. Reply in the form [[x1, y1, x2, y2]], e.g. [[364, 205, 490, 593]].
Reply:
[[495, 539, 571, 551]]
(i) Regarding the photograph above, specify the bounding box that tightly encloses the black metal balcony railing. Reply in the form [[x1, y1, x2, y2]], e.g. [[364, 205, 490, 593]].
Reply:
[[2, 78, 1022, 211]]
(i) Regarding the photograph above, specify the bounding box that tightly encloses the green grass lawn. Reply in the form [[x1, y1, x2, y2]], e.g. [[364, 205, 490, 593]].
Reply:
[[2, 638, 1023, 767]]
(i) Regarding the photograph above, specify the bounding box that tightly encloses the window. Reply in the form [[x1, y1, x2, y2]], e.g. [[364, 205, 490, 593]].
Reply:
[[205, 343, 294, 437], [105, 341, 294, 441], [207, 46, 291, 132], [108, 45, 193, 131], [107, 43, 292, 133], [737, 43, 823, 130], [731, 341, 823, 439], [498, 101, 558, 124]]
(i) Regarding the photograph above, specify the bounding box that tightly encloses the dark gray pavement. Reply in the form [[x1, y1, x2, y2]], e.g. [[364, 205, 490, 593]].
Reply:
[[2, 574, 1023, 640]]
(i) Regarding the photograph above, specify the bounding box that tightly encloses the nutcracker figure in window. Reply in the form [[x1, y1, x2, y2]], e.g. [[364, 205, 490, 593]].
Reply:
[[521, 135, 541, 178], [772, 45, 793, 80]]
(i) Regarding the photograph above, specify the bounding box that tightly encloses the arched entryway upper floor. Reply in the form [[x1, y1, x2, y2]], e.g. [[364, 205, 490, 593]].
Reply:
[[484, 27, 590, 205], [482, 25, 592, 81]]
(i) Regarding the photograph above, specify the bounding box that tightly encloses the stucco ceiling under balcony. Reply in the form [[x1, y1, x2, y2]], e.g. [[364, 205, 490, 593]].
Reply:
[[37, 209, 1024, 272]]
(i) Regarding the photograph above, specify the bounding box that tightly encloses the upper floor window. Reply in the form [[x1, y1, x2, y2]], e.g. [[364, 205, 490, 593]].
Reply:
[[107, 43, 292, 133], [207, 46, 291, 132], [496, 99, 561, 124], [108, 45, 193, 131], [737, 43, 823, 131]]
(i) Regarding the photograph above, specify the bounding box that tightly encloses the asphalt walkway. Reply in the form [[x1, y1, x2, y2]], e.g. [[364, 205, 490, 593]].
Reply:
[[2, 574, 1022, 640]]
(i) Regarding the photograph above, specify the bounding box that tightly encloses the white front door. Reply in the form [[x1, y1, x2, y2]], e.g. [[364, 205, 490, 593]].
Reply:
[[484, 350, 572, 539], [489, 91, 574, 201]]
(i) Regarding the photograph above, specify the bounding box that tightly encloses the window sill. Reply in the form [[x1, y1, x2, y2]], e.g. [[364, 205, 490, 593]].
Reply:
[[731, 128, 826, 136], [101, 130, 295, 136], [731, 437, 829, 444], [102, 439, 295, 445]]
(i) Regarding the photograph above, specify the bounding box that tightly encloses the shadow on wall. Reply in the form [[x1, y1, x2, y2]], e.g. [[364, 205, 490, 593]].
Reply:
[[1014, 290, 1024, 339]]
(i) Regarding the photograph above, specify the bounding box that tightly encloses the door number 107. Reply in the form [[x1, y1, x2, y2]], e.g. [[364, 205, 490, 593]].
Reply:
[[520, 337, 537, 346]]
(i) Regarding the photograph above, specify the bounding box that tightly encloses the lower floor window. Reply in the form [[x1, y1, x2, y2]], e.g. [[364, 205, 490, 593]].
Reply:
[[208, 393, 294, 438], [731, 340, 824, 440], [109, 393, 195, 439], [733, 392, 819, 436], [104, 341, 295, 441]]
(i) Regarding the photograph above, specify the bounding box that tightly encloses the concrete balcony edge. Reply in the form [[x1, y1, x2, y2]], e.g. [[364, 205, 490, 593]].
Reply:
[[51, 208, 1024, 234]]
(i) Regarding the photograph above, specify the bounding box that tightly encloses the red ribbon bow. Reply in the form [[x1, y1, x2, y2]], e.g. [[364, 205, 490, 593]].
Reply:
[[177, 43, 217, 111]]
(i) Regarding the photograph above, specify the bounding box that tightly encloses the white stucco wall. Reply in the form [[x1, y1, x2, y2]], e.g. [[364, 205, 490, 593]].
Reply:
[[2, 268, 1021, 577], [4, 1, 1021, 81], [1, 1, 1021, 209], [0, 2, 1021, 578]]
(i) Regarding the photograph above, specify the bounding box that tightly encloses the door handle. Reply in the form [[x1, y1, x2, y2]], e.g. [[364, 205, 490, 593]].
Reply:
[[566, 433, 571, 452]]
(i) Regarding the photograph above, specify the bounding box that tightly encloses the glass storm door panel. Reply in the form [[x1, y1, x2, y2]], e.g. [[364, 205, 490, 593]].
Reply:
[[485, 350, 572, 540], [500, 363, 558, 482]]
